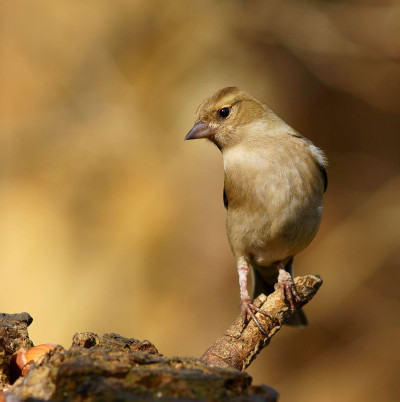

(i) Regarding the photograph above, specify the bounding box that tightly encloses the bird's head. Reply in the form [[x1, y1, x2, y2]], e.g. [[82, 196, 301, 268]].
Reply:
[[185, 87, 266, 150]]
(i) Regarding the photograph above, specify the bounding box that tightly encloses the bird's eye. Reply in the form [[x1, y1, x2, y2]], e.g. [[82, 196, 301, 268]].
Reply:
[[218, 107, 230, 119]]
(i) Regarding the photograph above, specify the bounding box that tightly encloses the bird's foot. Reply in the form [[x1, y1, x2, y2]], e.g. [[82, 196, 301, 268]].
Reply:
[[240, 297, 269, 336], [274, 269, 302, 310]]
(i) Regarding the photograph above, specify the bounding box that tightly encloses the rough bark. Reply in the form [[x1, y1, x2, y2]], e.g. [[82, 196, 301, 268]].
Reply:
[[5, 334, 277, 401], [0, 313, 34, 388]]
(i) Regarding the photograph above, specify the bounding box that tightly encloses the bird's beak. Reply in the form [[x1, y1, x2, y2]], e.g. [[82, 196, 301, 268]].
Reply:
[[185, 121, 215, 141]]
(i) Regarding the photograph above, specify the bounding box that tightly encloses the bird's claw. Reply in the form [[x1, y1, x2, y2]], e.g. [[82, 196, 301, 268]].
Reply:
[[275, 276, 302, 310], [240, 299, 269, 336]]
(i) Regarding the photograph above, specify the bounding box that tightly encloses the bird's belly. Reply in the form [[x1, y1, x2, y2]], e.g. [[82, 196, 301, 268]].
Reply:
[[226, 202, 322, 266]]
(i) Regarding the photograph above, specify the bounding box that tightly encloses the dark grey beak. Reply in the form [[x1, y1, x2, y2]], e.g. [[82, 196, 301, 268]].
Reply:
[[185, 121, 215, 140]]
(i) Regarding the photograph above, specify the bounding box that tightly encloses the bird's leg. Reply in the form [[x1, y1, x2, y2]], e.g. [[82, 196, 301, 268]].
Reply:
[[237, 257, 269, 335], [274, 262, 302, 310]]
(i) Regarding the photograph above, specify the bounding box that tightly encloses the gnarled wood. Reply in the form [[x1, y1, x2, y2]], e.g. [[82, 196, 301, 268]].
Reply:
[[201, 275, 323, 371]]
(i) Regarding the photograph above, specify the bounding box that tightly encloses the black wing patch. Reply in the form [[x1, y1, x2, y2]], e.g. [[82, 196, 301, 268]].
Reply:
[[223, 188, 228, 209], [319, 165, 328, 192]]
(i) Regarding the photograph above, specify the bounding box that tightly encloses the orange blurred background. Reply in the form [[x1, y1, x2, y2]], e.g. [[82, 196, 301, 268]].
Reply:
[[1, 1, 399, 400]]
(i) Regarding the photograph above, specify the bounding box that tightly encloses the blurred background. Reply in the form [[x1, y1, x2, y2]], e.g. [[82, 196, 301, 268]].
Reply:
[[1, 0, 399, 400]]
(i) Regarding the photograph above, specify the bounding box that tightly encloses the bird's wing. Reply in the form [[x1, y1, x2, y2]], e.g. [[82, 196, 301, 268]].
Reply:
[[319, 164, 328, 192], [223, 188, 228, 209]]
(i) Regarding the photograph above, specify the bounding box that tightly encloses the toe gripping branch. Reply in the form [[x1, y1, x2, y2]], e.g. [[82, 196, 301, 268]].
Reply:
[[275, 267, 302, 311], [239, 261, 303, 336], [240, 299, 271, 336]]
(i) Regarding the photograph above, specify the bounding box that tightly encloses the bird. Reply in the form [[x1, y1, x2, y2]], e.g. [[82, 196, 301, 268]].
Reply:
[[185, 87, 327, 334]]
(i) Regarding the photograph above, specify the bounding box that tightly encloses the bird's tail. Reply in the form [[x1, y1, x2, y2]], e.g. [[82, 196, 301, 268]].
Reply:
[[251, 259, 307, 327]]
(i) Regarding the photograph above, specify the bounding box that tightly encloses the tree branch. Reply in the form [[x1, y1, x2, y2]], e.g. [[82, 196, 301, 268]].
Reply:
[[1, 276, 321, 400], [201, 275, 323, 371]]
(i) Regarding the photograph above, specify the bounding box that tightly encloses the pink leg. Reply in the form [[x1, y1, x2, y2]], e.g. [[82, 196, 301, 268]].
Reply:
[[274, 262, 302, 310], [237, 257, 269, 335]]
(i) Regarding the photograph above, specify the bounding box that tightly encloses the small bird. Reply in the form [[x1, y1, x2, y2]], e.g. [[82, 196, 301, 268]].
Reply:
[[185, 87, 327, 333]]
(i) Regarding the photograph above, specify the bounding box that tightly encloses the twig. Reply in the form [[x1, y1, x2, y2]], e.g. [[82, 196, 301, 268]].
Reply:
[[201, 275, 323, 371]]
